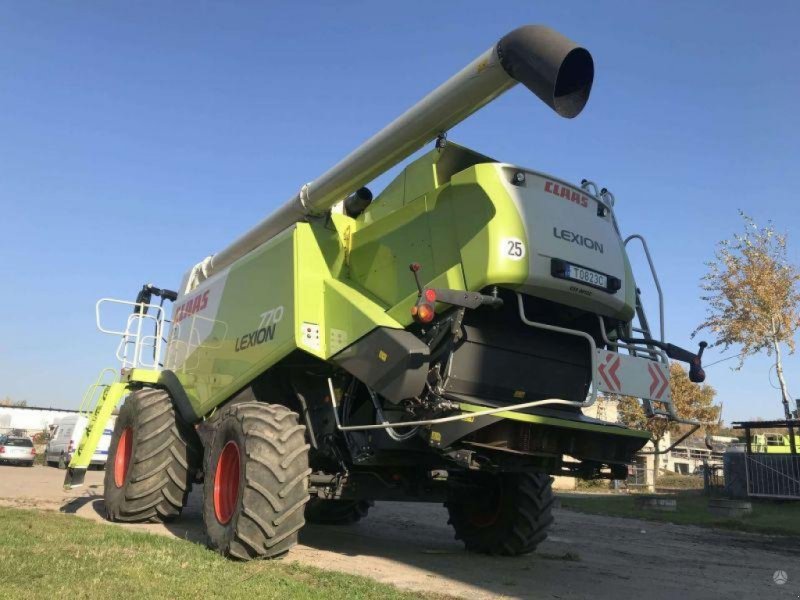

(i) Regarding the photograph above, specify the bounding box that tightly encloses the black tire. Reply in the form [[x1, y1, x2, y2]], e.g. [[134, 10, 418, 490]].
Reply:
[[104, 388, 200, 523], [445, 472, 554, 556], [305, 498, 371, 525], [203, 402, 311, 560]]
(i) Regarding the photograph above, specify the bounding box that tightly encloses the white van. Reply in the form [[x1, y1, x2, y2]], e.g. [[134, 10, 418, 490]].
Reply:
[[45, 415, 116, 468]]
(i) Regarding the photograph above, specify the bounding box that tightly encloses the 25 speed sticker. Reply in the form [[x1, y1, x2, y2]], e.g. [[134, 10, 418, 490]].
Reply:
[[501, 237, 526, 261]]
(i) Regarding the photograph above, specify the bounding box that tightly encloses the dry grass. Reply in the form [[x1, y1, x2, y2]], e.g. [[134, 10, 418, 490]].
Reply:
[[559, 491, 800, 536]]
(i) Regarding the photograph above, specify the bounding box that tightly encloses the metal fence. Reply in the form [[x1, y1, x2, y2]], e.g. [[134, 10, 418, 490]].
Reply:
[[702, 461, 726, 496], [745, 453, 800, 500], [626, 459, 649, 488]]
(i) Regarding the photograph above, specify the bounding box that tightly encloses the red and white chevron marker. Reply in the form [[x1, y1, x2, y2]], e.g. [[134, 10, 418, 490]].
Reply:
[[647, 362, 670, 400], [598, 353, 622, 392], [595, 349, 672, 402]]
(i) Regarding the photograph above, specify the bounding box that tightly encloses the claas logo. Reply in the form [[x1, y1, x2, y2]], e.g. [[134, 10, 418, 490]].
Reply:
[[544, 180, 590, 208], [173, 290, 210, 324]]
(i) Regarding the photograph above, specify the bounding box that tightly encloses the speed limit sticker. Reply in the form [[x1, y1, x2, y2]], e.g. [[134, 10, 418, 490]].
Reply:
[[501, 237, 526, 261]]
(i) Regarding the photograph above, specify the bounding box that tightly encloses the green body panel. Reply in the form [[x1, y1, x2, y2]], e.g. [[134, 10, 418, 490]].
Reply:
[[175, 230, 297, 416], [349, 153, 529, 311], [165, 143, 637, 419], [448, 164, 530, 292], [167, 218, 405, 417], [751, 433, 800, 454]]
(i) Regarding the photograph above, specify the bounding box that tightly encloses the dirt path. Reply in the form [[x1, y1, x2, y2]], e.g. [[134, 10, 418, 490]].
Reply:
[[1, 465, 798, 599]]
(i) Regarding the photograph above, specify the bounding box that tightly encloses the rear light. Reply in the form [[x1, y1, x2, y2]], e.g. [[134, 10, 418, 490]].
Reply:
[[0, 446, 5, 454], [411, 302, 435, 324], [31, 448, 36, 455], [423, 288, 436, 303]]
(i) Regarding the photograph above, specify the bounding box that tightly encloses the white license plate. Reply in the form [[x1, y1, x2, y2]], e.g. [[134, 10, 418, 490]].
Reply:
[[566, 265, 608, 288]]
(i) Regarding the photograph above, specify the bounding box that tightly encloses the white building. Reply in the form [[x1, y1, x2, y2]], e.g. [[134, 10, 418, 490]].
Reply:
[[0, 405, 82, 437]]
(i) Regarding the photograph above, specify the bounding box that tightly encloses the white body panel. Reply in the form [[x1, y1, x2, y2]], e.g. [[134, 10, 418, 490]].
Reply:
[[503, 170, 630, 318]]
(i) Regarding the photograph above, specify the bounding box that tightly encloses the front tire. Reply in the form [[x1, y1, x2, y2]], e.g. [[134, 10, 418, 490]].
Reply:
[[203, 402, 311, 560], [445, 472, 554, 556], [104, 388, 199, 523]]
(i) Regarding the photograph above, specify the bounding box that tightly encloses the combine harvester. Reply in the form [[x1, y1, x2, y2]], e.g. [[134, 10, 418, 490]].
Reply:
[[66, 25, 707, 559]]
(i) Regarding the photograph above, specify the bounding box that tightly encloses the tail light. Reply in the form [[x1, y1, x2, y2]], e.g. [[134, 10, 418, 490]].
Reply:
[[411, 302, 435, 324], [31, 447, 37, 455], [0, 446, 5, 454]]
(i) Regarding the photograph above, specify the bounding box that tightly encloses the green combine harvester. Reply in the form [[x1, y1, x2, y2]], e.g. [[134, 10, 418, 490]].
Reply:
[[66, 24, 707, 559], [751, 433, 800, 454]]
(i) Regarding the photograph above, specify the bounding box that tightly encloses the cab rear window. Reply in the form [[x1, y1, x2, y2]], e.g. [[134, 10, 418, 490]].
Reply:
[[3, 438, 33, 447]]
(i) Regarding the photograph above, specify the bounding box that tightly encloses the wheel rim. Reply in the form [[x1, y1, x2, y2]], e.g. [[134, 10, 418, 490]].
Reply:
[[214, 441, 240, 525], [114, 427, 133, 488]]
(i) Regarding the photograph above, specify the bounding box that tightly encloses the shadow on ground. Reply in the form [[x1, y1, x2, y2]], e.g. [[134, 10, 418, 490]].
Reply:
[[25, 468, 797, 600]]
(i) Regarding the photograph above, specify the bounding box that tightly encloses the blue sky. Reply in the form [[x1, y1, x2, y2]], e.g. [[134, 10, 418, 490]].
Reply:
[[1, 2, 799, 422]]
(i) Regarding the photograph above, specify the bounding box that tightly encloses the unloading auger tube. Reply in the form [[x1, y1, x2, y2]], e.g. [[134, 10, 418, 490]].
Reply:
[[189, 25, 594, 285]]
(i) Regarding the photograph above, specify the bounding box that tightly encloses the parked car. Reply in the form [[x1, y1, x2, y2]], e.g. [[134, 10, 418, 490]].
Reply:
[[0, 435, 36, 466], [45, 415, 115, 468]]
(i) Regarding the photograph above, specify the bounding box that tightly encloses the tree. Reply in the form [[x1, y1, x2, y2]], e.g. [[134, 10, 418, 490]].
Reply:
[[0, 397, 27, 407], [617, 363, 719, 484], [695, 213, 800, 419]]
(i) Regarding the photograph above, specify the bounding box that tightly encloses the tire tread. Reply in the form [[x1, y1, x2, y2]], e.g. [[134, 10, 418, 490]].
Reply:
[[104, 389, 198, 523], [445, 472, 554, 556], [204, 402, 310, 560]]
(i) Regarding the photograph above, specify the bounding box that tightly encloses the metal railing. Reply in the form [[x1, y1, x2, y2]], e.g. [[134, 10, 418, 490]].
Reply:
[[745, 453, 800, 500], [77, 368, 118, 416], [626, 462, 649, 488], [702, 461, 726, 496], [95, 298, 167, 369]]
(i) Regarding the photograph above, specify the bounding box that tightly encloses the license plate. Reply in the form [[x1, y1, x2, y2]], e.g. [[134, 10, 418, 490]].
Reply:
[[566, 264, 608, 289]]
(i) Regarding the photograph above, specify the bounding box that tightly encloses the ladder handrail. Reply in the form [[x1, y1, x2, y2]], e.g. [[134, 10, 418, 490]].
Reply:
[[77, 367, 118, 415], [624, 234, 665, 343], [96, 298, 167, 370]]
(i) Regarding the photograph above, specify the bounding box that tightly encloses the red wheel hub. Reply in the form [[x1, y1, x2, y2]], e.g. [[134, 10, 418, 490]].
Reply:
[[467, 480, 503, 528], [114, 427, 133, 488], [467, 502, 502, 528], [214, 441, 241, 524]]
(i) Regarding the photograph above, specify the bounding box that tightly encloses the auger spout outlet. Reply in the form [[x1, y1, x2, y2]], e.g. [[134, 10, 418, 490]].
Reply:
[[190, 24, 593, 286]]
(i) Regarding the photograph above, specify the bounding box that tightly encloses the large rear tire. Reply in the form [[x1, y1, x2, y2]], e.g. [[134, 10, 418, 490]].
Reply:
[[104, 388, 200, 523], [445, 472, 554, 556], [305, 498, 371, 525], [203, 402, 311, 560]]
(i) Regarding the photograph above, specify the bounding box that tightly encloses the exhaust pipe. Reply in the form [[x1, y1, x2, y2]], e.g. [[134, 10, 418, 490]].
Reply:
[[192, 25, 593, 284]]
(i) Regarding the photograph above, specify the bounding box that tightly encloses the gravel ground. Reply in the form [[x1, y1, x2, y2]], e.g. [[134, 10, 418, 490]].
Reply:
[[1, 464, 798, 599]]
